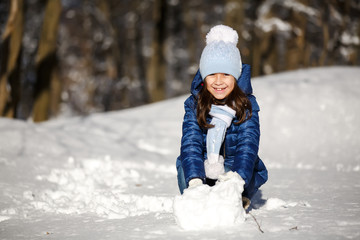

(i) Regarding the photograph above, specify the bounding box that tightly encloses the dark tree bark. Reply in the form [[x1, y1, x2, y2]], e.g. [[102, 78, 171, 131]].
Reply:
[[0, 0, 24, 118], [32, 0, 62, 122], [146, 0, 167, 102]]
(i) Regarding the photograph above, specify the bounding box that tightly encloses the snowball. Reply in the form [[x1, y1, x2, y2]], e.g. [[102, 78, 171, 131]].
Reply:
[[173, 171, 246, 230], [264, 198, 287, 210], [206, 25, 238, 45]]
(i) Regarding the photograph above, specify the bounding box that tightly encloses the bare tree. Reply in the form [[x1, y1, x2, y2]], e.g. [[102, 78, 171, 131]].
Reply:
[[146, 0, 166, 102], [0, 0, 24, 118], [32, 0, 62, 122]]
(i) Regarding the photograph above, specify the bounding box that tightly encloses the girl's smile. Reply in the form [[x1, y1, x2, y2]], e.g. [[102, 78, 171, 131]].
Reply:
[[205, 73, 235, 100]]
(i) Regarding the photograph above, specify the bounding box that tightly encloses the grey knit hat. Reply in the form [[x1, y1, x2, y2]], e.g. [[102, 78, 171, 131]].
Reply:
[[199, 25, 242, 80]]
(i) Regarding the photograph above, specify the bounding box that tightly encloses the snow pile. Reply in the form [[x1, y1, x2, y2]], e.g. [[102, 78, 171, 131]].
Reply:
[[173, 171, 245, 230], [26, 156, 173, 219]]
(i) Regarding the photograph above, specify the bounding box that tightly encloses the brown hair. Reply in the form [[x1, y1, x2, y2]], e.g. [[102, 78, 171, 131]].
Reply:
[[196, 80, 252, 129]]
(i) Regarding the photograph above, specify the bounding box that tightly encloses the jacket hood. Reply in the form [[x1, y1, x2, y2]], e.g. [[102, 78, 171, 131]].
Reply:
[[190, 63, 253, 97]]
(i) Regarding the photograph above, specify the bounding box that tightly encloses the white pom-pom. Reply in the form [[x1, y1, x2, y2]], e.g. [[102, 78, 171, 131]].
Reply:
[[206, 25, 238, 45]]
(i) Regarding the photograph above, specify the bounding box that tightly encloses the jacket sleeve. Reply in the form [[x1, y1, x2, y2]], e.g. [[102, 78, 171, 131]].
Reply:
[[180, 96, 206, 185], [233, 95, 260, 188]]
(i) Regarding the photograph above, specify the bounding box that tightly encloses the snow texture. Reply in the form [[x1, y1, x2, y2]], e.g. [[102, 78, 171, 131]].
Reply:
[[256, 0, 319, 33], [0, 66, 360, 239]]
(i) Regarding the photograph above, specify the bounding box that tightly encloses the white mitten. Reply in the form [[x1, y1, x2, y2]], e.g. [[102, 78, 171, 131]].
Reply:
[[204, 155, 225, 179], [188, 178, 203, 188], [217, 171, 239, 182]]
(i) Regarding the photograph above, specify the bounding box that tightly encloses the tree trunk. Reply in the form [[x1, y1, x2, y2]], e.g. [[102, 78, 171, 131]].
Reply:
[[146, 0, 166, 102], [32, 0, 62, 122], [0, 0, 24, 118]]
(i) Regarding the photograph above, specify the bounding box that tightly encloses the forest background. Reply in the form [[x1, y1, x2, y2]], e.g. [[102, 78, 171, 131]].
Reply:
[[0, 0, 359, 122]]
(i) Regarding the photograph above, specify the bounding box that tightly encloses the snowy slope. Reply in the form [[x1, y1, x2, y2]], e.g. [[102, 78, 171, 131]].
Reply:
[[0, 66, 360, 239]]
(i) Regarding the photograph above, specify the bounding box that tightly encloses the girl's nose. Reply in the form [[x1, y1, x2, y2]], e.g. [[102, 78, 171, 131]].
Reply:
[[214, 74, 222, 84]]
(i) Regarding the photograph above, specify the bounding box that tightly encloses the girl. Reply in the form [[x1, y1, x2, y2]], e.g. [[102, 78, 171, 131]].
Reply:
[[176, 25, 268, 208]]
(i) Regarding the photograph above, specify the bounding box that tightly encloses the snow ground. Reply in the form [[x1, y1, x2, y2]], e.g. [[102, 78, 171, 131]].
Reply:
[[1, 66, 360, 239]]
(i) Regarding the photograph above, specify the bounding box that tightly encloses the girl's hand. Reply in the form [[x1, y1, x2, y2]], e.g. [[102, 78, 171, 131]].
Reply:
[[188, 178, 203, 188]]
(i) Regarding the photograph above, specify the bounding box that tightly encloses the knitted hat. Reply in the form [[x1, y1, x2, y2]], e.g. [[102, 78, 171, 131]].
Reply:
[[199, 25, 242, 80]]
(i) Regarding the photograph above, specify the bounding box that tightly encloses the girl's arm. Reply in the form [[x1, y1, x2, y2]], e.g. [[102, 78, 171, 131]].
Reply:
[[233, 95, 260, 188], [180, 97, 206, 185]]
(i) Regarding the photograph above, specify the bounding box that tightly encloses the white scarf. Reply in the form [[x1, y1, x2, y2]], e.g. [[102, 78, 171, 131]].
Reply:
[[204, 104, 236, 179]]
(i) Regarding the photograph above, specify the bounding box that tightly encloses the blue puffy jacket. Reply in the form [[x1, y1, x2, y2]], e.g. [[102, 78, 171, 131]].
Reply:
[[176, 64, 268, 198]]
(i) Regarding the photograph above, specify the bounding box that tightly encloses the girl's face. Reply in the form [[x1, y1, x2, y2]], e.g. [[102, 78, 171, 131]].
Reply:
[[205, 73, 236, 100]]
